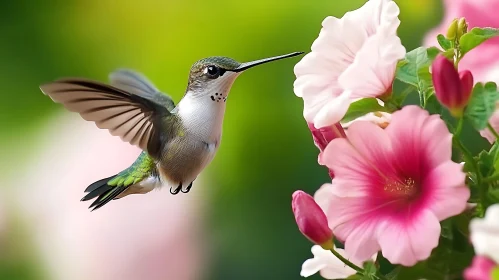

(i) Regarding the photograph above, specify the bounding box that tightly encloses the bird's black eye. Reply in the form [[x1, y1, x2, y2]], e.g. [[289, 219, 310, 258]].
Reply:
[[205, 65, 220, 78]]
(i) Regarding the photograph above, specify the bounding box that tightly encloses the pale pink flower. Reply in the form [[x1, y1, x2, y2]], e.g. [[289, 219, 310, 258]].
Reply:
[[301, 245, 374, 279], [319, 105, 470, 266], [470, 204, 499, 264], [11, 114, 206, 280], [424, 0, 499, 142], [294, 0, 406, 128], [464, 256, 496, 280]]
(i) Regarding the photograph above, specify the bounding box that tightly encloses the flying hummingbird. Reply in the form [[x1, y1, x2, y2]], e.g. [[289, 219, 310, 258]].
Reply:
[[40, 52, 303, 211]]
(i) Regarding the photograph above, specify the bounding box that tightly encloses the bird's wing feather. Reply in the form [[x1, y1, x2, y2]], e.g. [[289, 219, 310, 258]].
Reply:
[[109, 69, 176, 111], [40, 78, 167, 157]]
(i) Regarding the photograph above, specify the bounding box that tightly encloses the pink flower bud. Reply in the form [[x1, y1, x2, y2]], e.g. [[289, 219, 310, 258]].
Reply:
[[431, 54, 474, 116], [464, 256, 496, 280], [292, 190, 333, 248], [308, 122, 345, 151], [308, 122, 345, 179]]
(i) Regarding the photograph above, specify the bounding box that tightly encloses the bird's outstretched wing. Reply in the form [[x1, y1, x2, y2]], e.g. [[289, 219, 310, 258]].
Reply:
[[40, 78, 169, 157], [109, 69, 176, 111]]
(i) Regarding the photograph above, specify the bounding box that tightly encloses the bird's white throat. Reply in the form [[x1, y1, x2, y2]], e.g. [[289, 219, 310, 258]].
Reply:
[[176, 91, 227, 143]]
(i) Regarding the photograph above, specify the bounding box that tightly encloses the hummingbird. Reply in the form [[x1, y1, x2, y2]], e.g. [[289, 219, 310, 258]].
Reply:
[[40, 52, 303, 211]]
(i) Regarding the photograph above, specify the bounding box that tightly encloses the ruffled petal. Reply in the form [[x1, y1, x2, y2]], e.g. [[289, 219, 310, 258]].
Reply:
[[313, 90, 352, 128], [377, 209, 441, 266], [425, 161, 469, 220]]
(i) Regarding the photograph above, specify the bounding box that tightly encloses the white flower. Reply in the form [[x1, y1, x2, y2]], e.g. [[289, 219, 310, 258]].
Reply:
[[301, 245, 373, 279], [342, 111, 391, 129], [293, 0, 406, 128], [470, 204, 499, 263]]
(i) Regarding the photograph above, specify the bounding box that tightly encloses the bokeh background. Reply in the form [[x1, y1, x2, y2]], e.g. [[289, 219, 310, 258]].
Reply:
[[0, 0, 448, 279]]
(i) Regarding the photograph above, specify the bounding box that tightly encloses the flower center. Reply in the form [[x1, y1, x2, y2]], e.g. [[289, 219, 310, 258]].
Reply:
[[383, 177, 418, 198]]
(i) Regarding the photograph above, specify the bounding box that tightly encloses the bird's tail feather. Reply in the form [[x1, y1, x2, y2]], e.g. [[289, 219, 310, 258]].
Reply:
[[81, 175, 127, 211]]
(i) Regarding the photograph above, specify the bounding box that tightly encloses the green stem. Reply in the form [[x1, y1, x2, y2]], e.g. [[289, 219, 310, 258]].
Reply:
[[453, 136, 485, 207], [329, 248, 364, 274], [454, 117, 464, 139], [487, 123, 499, 140], [419, 90, 425, 108]]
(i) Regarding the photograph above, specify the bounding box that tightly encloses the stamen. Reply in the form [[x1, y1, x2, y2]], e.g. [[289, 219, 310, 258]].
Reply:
[[383, 177, 417, 197]]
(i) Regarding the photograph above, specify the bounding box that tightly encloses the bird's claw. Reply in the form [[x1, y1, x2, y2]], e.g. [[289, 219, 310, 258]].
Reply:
[[181, 182, 193, 193], [170, 184, 182, 195]]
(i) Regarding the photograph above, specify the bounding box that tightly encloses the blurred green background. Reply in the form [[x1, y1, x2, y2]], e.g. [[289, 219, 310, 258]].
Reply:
[[0, 0, 444, 279]]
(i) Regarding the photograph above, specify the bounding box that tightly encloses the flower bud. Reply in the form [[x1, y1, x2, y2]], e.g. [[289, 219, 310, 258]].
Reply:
[[308, 122, 345, 152], [308, 123, 345, 179], [292, 190, 333, 249], [431, 54, 474, 117], [457, 17, 468, 38], [446, 18, 459, 41], [464, 256, 497, 280]]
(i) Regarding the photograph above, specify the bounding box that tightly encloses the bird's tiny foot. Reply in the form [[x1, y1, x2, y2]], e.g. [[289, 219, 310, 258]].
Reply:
[[181, 182, 193, 193], [170, 183, 182, 195]]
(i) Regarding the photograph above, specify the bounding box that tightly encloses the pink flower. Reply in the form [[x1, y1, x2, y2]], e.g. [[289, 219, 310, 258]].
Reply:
[[292, 190, 333, 247], [293, 0, 406, 128], [11, 114, 205, 280], [431, 55, 474, 116], [464, 256, 496, 280], [319, 105, 470, 266]]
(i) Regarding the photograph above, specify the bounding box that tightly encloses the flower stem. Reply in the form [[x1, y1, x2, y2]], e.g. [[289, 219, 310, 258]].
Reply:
[[487, 123, 499, 140], [328, 248, 364, 274], [453, 135, 484, 208], [454, 117, 464, 138]]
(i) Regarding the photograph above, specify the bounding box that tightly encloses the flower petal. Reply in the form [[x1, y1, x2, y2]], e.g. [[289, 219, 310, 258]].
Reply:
[[322, 139, 375, 198], [339, 30, 405, 98], [327, 195, 381, 261], [314, 183, 334, 213], [386, 106, 453, 176], [425, 161, 469, 220], [470, 204, 499, 263], [313, 90, 352, 128], [343, 121, 394, 175], [377, 209, 441, 266], [300, 246, 358, 279]]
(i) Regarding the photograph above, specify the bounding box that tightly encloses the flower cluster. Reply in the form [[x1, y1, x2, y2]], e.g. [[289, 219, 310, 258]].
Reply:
[[291, 0, 499, 279]]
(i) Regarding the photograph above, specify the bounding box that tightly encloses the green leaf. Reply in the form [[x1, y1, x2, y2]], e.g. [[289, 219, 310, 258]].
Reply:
[[465, 82, 499, 130], [460, 27, 499, 56], [360, 261, 377, 280], [395, 47, 439, 107], [342, 98, 386, 123], [437, 34, 453, 50], [477, 142, 499, 177], [396, 47, 432, 86]]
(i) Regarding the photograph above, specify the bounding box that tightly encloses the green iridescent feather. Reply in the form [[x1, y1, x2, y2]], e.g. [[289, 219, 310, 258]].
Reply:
[[108, 152, 155, 187]]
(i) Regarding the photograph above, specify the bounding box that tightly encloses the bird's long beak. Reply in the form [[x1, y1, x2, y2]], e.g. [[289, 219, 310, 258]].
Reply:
[[231, 52, 304, 72]]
